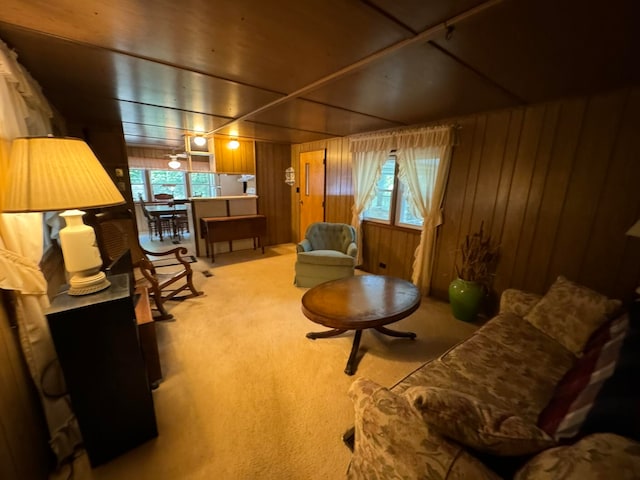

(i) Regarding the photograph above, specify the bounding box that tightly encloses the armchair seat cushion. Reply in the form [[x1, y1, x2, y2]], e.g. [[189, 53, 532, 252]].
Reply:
[[297, 249, 356, 267]]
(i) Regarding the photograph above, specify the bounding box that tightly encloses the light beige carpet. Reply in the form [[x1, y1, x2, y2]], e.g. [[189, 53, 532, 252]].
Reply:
[[53, 244, 477, 480]]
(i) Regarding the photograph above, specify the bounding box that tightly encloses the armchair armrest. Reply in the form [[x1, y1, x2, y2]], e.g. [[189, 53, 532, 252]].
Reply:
[[346, 242, 357, 258], [141, 246, 193, 274], [297, 239, 312, 253], [143, 245, 190, 261]]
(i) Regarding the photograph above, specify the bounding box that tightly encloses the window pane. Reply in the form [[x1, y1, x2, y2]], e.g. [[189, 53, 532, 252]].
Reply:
[[364, 159, 395, 222], [149, 170, 186, 199], [129, 168, 147, 201], [397, 184, 423, 227], [189, 172, 216, 197]]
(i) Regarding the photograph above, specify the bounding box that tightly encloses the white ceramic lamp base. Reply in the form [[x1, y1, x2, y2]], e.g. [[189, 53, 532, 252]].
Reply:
[[59, 209, 111, 296]]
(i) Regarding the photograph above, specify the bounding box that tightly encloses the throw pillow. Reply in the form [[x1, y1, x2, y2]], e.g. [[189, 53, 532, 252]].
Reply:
[[524, 276, 621, 355], [347, 378, 500, 480], [538, 304, 640, 444], [405, 386, 555, 456]]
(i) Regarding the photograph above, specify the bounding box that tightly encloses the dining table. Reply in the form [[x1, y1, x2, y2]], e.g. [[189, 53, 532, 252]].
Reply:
[[145, 204, 188, 241]]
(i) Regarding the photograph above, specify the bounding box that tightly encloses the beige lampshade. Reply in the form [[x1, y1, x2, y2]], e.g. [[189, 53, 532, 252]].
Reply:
[[3, 137, 125, 212], [627, 219, 640, 238]]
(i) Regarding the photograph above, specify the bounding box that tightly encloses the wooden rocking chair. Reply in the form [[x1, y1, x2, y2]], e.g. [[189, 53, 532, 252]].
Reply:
[[86, 209, 203, 320]]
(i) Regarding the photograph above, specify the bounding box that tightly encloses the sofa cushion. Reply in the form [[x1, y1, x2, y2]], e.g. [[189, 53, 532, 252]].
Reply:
[[406, 386, 555, 456], [438, 317, 574, 421], [347, 378, 500, 480], [524, 276, 621, 356], [514, 433, 640, 480]]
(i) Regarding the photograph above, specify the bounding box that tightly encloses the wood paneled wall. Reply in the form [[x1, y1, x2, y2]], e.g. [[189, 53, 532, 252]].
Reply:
[[68, 123, 134, 208], [255, 142, 293, 245], [292, 86, 640, 304], [361, 224, 420, 280], [432, 87, 640, 304], [214, 138, 255, 174]]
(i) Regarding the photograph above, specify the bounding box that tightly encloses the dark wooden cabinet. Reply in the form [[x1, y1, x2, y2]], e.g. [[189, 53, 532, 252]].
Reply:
[[46, 274, 158, 467]]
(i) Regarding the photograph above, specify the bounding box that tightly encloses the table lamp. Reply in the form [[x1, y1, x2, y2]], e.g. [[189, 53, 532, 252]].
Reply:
[[2, 137, 126, 295]]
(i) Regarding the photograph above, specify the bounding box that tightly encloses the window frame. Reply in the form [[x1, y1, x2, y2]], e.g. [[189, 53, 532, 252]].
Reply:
[[363, 155, 423, 231], [129, 168, 148, 202]]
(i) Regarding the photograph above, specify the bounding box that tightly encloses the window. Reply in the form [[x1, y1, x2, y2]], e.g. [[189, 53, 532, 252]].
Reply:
[[129, 168, 147, 201], [396, 182, 423, 227], [149, 170, 187, 199], [363, 158, 396, 222], [189, 172, 216, 198], [363, 156, 439, 229]]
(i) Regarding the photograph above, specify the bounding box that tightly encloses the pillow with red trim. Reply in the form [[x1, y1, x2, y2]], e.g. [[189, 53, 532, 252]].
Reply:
[[538, 302, 640, 443]]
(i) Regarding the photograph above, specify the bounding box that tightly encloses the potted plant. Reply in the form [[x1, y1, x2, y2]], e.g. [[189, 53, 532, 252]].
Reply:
[[449, 222, 499, 322]]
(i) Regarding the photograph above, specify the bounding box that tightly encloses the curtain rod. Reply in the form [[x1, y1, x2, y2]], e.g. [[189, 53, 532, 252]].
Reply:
[[348, 123, 458, 141]]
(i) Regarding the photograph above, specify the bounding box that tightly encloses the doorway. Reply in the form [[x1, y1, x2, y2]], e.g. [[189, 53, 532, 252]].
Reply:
[[299, 149, 326, 240]]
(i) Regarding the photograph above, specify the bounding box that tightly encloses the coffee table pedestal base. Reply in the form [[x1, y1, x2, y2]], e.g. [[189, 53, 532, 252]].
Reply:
[[306, 327, 416, 375]]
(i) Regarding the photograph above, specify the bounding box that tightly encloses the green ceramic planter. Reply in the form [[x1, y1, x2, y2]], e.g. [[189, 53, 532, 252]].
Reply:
[[448, 278, 485, 322]]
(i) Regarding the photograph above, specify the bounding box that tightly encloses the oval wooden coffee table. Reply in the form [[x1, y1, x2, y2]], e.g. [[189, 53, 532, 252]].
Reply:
[[301, 274, 421, 375]]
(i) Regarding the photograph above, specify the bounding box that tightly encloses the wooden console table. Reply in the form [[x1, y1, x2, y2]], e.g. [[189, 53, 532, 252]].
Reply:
[[200, 214, 267, 261], [135, 286, 162, 388]]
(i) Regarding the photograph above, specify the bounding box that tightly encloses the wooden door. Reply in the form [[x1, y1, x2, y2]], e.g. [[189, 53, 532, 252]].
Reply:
[[299, 150, 326, 240]]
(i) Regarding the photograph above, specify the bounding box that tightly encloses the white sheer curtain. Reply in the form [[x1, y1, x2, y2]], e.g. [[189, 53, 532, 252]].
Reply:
[[351, 125, 454, 294], [350, 133, 393, 264], [396, 127, 453, 294], [0, 39, 82, 464]]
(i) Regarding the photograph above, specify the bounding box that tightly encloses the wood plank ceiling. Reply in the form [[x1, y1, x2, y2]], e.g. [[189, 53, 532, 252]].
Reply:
[[0, 0, 638, 148]]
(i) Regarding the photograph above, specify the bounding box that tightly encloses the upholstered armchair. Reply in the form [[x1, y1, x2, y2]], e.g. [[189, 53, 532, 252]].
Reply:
[[294, 222, 357, 288]]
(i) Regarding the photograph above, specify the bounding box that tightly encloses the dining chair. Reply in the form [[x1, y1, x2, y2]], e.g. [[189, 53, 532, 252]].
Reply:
[[171, 211, 190, 239], [86, 209, 203, 320], [139, 195, 172, 239]]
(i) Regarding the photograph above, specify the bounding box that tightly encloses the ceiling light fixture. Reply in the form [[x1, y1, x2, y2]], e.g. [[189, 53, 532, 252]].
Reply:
[[167, 152, 187, 169], [193, 135, 207, 147], [228, 139, 240, 150]]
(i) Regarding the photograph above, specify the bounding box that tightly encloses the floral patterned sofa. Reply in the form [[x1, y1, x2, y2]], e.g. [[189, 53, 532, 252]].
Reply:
[[346, 276, 640, 479]]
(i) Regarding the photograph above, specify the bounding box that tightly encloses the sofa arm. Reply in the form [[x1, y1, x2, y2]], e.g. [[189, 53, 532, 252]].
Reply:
[[346, 242, 357, 258], [296, 239, 312, 253], [347, 378, 499, 480], [499, 289, 542, 317]]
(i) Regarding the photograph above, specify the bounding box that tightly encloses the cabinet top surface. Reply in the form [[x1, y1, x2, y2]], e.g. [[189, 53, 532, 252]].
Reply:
[[46, 274, 131, 314], [189, 195, 258, 201]]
